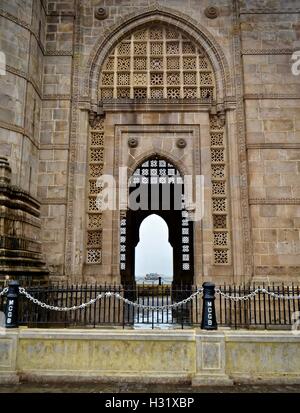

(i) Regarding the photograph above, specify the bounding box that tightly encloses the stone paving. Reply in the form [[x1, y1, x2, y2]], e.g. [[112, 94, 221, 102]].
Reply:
[[1, 383, 300, 393]]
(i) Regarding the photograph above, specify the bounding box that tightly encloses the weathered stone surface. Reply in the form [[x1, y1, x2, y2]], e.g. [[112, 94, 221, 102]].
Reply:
[[1, 329, 300, 385], [0, 0, 299, 284], [0, 158, 48, 280]]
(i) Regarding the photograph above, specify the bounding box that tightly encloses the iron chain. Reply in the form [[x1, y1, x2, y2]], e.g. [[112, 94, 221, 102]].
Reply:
[[0, 287, 8, 296], [3, 286, 299, 309], [215, 287, 300, 301], [18, 287, 204, 312]]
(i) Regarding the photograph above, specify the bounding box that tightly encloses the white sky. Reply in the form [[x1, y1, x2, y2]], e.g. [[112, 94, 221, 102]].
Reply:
[[135, 214, 173, 278]]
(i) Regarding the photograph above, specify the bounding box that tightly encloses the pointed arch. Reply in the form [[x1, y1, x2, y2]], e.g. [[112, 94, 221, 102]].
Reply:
[[85, 4, 233, 105], [128, 150, 190, 179]]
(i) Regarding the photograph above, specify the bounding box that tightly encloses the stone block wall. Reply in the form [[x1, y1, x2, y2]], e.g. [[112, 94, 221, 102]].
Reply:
[[241, 0, 300, 281], [0, 0, 300, 283]]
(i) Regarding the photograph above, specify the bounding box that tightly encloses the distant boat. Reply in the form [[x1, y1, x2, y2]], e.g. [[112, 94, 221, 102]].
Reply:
[[145, 273, 161, 280]]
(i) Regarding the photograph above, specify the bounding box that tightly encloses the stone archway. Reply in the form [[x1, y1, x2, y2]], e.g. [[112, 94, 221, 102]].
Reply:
[[82, 10, 248, 285], [120, 155, 194, 285]]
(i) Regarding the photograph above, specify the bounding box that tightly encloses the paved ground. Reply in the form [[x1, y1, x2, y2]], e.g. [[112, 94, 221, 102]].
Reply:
[[1, 383, 300, 393]]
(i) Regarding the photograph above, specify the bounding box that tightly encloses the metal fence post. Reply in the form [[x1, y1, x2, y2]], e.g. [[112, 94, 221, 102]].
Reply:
[[201, 282, 217, 330], [5, 280, 19, 328]]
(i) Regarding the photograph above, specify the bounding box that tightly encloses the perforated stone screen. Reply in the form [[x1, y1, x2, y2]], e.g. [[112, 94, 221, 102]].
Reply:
[[99, 24, 215, 101]]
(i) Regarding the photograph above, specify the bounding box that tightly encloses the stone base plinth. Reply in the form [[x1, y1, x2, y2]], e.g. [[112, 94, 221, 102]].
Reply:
[[192, 374, 233, 386]]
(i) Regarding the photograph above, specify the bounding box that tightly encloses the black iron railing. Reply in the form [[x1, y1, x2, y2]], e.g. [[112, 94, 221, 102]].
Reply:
[[217, 283, 300, 329], [1, 282, 300, 329]]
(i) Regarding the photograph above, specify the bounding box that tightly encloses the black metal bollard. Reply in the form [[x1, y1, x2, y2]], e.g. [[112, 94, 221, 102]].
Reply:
[[5, 280, 19, 328], [201, 282, 217, 330]]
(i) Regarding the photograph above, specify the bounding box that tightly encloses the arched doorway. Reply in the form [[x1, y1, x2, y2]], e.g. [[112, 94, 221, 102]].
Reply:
[[120, 155, 194, 285], [135, 214, 173, 283]]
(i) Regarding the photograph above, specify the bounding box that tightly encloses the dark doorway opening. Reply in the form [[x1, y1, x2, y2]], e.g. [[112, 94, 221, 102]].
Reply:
[[120, 155, 194, 286]]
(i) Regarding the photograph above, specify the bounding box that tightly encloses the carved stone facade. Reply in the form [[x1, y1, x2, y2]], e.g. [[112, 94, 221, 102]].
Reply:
[[0, 0, 300, 284]]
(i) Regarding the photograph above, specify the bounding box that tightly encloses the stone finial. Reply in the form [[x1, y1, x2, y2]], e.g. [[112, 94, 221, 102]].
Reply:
[[0, 157, 11, 184], [204, 6, 219, 19], [95, 7, 108, 20]]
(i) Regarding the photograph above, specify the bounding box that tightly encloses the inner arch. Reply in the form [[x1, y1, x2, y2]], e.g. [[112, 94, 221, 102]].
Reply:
[[135, 214, 173, 283]]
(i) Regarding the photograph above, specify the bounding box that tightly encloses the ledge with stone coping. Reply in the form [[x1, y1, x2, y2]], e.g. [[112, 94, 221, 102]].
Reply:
[[0, 328, 300, 385]]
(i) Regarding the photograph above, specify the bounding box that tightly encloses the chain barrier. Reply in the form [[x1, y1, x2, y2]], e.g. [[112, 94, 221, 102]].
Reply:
[[17, 286, 204, 312], [215, 287, 300, 301], [0, 287, 8, 297], [1, 286, 299, 309]]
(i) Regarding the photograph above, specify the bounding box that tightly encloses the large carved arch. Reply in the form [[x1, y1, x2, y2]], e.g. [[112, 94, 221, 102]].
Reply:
[[85, 4, 233, 107], [128, 149, 190, 180]]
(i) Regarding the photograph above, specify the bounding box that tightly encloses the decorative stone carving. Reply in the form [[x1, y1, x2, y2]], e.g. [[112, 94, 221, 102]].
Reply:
[[88, 110, 104, 128], [204, 6, 219, 19], [99, 24, 215, 101], [176, 138, 187, 149], [87, 115, 105, 265], [95, 7, 108, 20], [128, 137, 138, 148], [209, 116, 230, 265], [217, 111, 226, 127]]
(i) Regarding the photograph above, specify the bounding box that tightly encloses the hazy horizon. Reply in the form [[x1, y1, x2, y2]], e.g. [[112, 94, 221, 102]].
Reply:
[[135, 214, 173, 280]]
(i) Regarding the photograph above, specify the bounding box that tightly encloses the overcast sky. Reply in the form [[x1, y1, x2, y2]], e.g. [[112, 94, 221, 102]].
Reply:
[[135, 214, 173, 278]]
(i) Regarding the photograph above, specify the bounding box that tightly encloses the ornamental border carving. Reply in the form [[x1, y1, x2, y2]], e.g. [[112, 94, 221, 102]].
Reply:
[[5, 66, 72, 101], [64, 1, 81, 277], [6, 65, 42, 99], [249, 199, 300, 205], [0, 121, 39, 150], [245, 94, 300, 100], [247, 143, 300, 149], [231, 0, 253, 277], [242, 49, 296, 55], [240, 8, 300, 14]]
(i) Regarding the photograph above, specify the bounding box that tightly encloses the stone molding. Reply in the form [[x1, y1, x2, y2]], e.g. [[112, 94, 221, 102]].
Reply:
[[242, 49, 296, 55], [0, 121, 39, 150], [249, 199, 300, 205], [43, 94, 71, 100], [40, 144, 69, 150], [5, 65, 71, 102], [44, 50, 73, 56], [240, 8, 300, 14], [6, 65, 42, 99], [247, 143, 300, 149], [40, 198, 67, 205], [102, 102, 214, 112], [244, 94, 300, 100]]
